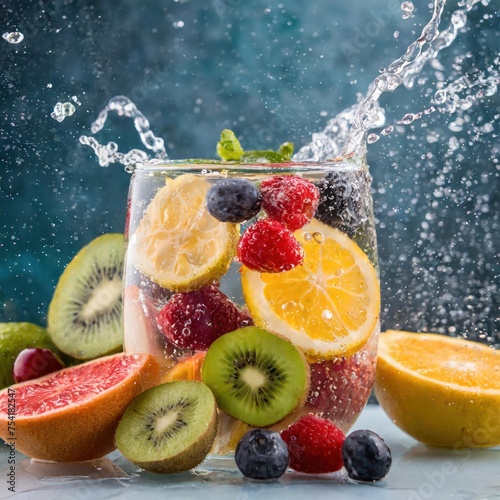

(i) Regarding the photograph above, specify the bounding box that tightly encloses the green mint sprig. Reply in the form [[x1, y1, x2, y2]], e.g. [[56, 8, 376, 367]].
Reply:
[[216, 129, 294, 163]]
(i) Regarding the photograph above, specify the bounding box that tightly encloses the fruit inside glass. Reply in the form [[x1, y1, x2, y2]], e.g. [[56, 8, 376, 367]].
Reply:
[[123, 159, 380, 456]]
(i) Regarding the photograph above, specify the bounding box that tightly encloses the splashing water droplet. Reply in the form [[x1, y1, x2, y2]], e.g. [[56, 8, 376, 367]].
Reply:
[[381, 125, 394, 136], [367, 133, 380, 144], [401, 1, 415, 19], [2, 31, 24, 44], [50, 102, 76, 122], [394, 31, 400, 39]]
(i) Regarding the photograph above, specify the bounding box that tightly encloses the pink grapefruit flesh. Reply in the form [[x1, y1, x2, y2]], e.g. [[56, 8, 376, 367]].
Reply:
[[0, 352, 160, 462]]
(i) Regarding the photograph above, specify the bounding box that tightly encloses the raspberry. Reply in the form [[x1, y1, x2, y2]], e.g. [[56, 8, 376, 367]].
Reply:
[[157, 285, 240, 350], [237, 219, 303, 273], [260, 175, 320, 231], [281, 414, 345, 473], [306, 349, 376, 428]]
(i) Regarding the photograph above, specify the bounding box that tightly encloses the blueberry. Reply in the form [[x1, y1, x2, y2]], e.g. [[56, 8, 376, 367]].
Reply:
[[206, 178, 262, 223], [342, 429, 392, 482], [235, 429, 289, 480], [315, 170, 371, 236]]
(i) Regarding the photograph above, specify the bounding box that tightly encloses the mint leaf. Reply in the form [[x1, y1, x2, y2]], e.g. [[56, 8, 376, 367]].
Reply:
[[217, 129, 244, 161], [242, 150, 288, 163], [278, 142, 294, 160]]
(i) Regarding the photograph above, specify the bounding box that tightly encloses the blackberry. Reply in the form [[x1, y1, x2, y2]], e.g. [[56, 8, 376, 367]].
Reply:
[[315, 169, 371, 236], [235, 429, 289, 480], [342, 429, 392, 482], [206, 178, 261, 223]]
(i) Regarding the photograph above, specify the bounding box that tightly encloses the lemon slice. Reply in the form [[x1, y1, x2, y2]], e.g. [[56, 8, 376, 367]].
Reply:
[[375, 330, 500, 447], [241, 218, 380, 359], [133, 174, 238, 291]]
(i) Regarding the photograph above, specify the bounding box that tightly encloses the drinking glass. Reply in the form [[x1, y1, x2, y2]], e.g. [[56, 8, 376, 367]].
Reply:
[[123, 159, 380, 455]]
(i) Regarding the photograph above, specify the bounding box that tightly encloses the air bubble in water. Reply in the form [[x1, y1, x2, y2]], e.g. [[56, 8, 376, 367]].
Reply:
[[2, 31, 24, 44], [50, 102, 76, 122], [322, 310, 333, 322]]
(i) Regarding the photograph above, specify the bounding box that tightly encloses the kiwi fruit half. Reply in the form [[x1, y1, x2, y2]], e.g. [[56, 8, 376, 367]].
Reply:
[[47, 233, 125, 360], [202, 326, 310, 427], [115, 380, 218, 473]]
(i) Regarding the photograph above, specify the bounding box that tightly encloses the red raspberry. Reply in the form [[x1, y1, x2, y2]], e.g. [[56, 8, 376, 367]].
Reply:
[[157, 285, 240, 350], [306, 349, 376, 429], [281, 414, 345, 474], [237, 218, 303, 273], [260, 175, 320, 231]]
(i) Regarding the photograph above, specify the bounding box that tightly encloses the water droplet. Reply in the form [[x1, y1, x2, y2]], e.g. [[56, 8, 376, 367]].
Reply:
[[335, 268, 344, 277], [401, 113, 415, 125], [282, 301, 297, 312], [381, 126, 394, 136], [433, 90, 447, 104], [2, 31, 24, 44], [312, 232, 324, 243], [401, 1, 414, 19], [304, 232, 312, 242], [50, 102, 76, 122]]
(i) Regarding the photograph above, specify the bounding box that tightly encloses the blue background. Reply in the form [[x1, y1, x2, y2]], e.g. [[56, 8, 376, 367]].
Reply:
[[0, 0, 498, 342]]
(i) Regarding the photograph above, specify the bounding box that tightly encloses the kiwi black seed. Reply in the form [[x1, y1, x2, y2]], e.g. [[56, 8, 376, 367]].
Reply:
[[115, 380, 218, 473], [47, 233, 125, 360], [201, 326, 310, 427]]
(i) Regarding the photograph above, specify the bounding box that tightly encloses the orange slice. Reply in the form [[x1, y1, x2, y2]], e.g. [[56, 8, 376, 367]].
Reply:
[[133, 174, 238, 291], [375, 330, 500, 447], [162, 352, 206, 383], [241, 218, 379, 359]]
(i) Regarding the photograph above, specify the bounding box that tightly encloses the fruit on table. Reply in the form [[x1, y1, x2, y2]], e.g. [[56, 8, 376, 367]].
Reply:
[[242, 218, 380, 359], [202, 327, 310, 427], [235, 429, 289, 480], [0, 322, 57, 389], [0, 353, 160, 462], [115, 380, 218, 473], [206, 178, 262, 223], [342, 429, 392, 482], [133, 174, 238, 292], [281, 413, 345, 473], [47, 233, 125, 360], [237, 218, 303, 273], [375, 330, 500, 448], [13, 347, 64, 383], [260, 175, 320, 231], [157, 285, 241, 350]]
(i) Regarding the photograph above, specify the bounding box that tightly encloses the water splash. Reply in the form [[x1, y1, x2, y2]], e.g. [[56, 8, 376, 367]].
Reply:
[[51, 102, 76, 122], [295, 0, 495, 162], [2, 31, 24, 44], [80, 95, 167, 168]]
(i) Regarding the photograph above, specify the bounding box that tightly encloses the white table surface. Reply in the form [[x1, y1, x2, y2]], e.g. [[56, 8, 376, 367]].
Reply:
[[1, 405, 499, 500]]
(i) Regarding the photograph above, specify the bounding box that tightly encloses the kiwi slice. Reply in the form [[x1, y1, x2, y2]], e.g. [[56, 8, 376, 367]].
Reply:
[[202, 326, 310, 427], [115, 380, 218, 473], [47, 233, 125, 360]]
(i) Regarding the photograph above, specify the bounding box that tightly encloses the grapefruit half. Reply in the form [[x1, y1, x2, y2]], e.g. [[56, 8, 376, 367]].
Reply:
[[0, 352, 160, 462]]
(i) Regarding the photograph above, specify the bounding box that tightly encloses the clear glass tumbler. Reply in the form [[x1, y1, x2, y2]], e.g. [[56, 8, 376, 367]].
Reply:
[[123, 159, 380, 454]]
